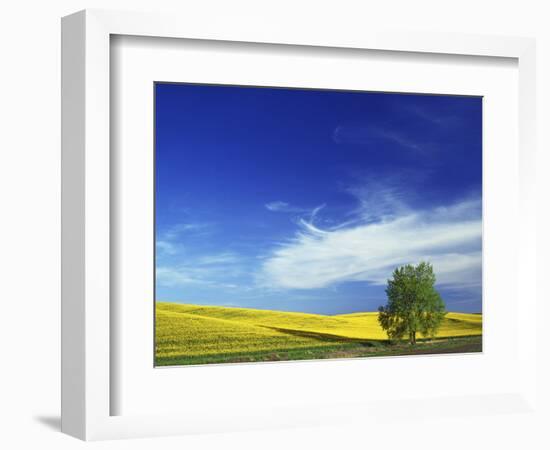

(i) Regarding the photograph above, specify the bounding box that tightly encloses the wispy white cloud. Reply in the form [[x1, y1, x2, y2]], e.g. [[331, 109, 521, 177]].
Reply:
[[197, 252, 240, 265], [333, 123, 424, 152], [345, 179, 409, 223], [156, 222, 212, 256], [403, 103, 462, 128], [265, 201, 292, 212], [162, 222, 212, 240], [265, 201, 327, 221], [265, 201, 313, 213], [156, 266, 201, 286], [377, 129, 422, 151], [156, 252, 243, 287], [156, 240, 178, 255], [258, 186, 481, 291]]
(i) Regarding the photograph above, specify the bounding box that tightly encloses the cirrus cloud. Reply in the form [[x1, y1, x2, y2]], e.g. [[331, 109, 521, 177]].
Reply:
[[258, 192, 481, 291]]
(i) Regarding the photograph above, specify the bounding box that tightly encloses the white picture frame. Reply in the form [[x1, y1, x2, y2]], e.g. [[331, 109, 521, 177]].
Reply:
[[61, 9, 537, 441]]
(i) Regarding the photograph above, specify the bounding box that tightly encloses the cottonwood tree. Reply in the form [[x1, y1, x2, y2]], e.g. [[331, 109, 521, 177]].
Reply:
[[378, 262, 446, 344]]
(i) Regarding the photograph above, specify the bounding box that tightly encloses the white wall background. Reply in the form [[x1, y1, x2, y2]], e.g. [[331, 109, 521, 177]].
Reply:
[[0, 1, 548, 449]]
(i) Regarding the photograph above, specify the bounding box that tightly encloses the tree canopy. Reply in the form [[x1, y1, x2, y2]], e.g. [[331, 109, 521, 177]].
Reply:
[[378, 262, 446, 344]]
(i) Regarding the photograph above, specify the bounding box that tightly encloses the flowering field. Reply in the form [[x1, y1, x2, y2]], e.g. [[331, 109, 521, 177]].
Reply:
[[155, 302, 482, 366]]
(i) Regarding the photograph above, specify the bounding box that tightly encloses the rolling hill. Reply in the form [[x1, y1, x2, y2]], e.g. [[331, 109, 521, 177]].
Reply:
[[155, 302, 482, 366]]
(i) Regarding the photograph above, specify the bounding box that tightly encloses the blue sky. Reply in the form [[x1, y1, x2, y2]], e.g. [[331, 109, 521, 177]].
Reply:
[[155, 83, 482, 314]]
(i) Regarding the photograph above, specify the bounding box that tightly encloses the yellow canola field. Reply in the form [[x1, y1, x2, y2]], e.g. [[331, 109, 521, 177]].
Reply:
[[156, 302, 482, 361]]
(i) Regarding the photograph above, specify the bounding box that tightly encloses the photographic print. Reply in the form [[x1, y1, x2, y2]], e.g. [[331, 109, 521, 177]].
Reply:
[[154, 83, 482, 367]]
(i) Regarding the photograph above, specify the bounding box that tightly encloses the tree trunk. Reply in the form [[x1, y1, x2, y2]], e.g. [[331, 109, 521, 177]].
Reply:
[[410, 331, 416, 345]]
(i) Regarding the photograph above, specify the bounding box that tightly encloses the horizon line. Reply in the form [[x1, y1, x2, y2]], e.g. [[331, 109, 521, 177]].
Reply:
[[155, 299, 482, 316]]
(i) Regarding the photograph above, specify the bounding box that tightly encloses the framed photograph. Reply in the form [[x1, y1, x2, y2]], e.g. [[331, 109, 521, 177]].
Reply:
[[153, 83, 483, 367], [62, 9, 538, 441]]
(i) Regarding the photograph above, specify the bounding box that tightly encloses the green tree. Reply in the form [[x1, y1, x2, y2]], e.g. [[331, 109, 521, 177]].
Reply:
[[378, 262, 446, 344]]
